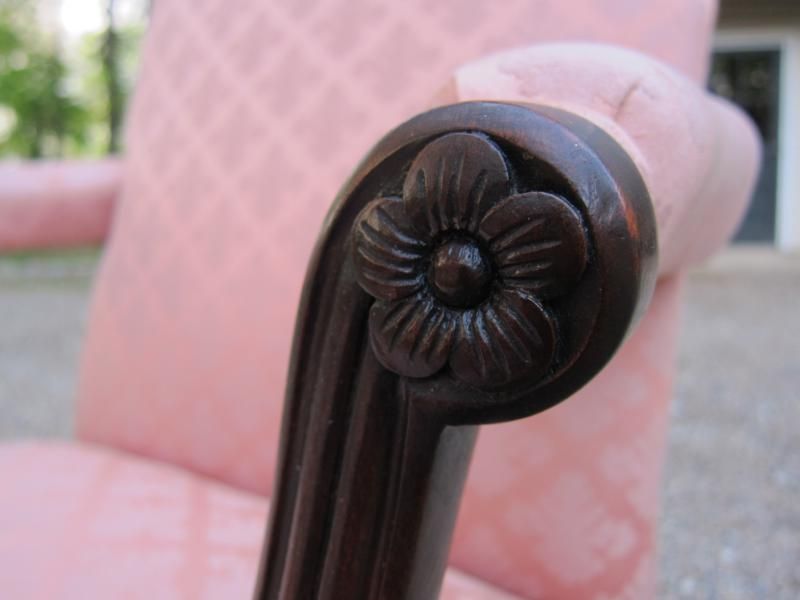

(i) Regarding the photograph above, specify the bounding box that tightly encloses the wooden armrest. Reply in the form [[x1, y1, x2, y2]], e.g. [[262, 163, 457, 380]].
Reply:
[[255, 101, 657, 599]]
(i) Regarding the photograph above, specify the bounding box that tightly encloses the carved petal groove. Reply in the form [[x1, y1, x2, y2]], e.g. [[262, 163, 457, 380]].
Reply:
[[402, 133, 511, 237], [478, 192, 588, 299], [369, 297, 456, 378], [449, 289, 555, 388], [353, 197, 426, 301]]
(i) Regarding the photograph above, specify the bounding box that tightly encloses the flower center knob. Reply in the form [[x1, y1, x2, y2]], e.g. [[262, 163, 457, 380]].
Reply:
[[429, 237, 493, 308]]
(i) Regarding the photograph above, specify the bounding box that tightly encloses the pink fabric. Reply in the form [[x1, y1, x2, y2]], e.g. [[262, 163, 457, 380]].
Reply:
[[0, 442, 520, 599], [0, 160, 120, 251], [0, 0, 759, 597]]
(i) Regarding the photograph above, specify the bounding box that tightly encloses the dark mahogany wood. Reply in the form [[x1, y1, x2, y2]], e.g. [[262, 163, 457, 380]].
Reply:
[[254, 102, 658, 600]]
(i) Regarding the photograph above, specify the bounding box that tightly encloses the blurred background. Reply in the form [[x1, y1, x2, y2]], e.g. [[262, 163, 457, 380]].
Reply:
[[0, 1, 797, 598], [0, 0, 145, 159]]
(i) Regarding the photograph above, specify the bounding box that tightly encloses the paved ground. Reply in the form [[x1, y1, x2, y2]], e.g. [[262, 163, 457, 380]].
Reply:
[[1, 248, 797, 598], [660, 249, 799, 599], [0, 251, 98, 439]]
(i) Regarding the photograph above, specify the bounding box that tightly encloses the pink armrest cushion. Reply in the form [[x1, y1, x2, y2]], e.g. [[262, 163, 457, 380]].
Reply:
[[0, 159, 121, 251], [450, 43, 761, 274]]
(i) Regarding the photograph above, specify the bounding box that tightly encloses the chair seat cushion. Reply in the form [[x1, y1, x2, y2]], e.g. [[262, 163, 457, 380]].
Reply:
[[0, 441, 519, 599]]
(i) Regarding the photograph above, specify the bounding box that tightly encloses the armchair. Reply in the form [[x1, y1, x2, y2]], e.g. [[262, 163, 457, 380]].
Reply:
[[0, 0, 759, 598]]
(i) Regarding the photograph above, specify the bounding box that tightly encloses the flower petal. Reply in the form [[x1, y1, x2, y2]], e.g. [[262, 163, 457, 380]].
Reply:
[[353, 196, 427, 301], [402, 132, 511, 237], [369, 296, 456, 378], [450, 289, 555, 388], [478, 192, 588, 299]]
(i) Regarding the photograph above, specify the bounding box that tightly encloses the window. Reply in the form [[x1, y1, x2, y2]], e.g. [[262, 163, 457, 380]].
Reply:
[[709, 49, 781, 243]]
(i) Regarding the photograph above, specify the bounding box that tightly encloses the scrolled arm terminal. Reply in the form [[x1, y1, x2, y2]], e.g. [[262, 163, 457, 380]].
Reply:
[[256, 101, 657, 600]]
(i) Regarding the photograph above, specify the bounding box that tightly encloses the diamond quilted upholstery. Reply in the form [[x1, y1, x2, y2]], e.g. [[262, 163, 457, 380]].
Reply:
[[69, 0, 728, 597]]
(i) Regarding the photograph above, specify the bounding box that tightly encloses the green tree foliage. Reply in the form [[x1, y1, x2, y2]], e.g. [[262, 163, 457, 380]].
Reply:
[[0, 1, 143, 159], [76, 18, 143, 155], [0, 5, 90, 158]]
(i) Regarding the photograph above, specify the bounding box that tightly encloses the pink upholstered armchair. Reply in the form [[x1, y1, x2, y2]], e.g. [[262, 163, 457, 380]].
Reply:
[[0, 1, 759, 598]]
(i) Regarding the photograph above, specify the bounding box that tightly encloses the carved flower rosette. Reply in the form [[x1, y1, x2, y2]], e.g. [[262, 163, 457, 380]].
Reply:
[[352, 132, 589, 391]]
